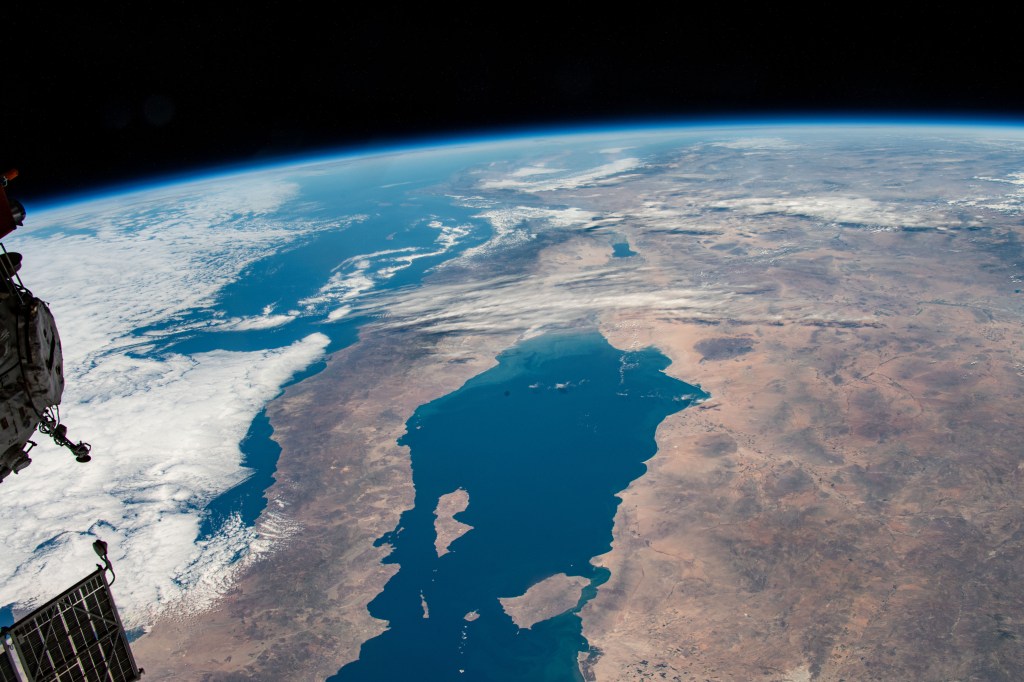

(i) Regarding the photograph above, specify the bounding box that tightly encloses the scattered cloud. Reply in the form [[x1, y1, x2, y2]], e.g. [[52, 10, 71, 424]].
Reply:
[[479, 158, 644, 192], [710, 137, 796, 150], [449, 206, 602, 262], [951, 172, 1024, 213], [215, 305, 296, 332], [301, 220, 475, 320], [510, 165, 565, 178], [358, 263, 736, 338], [711, 195, 937, 229]]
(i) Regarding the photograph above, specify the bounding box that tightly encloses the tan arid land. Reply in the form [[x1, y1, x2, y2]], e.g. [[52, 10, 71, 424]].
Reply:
[[135, 132, 1024, 680], [131, 329, 519, 679], [434, 488, 472, 557], [499, 573, 589, 630]]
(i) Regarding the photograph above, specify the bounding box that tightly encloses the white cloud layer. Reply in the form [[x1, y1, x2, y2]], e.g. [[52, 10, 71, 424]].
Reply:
[[510, 165, 565, 178], [0, 174, 334, 627], [711, 195, 936, 229], [479, 158, 643, 192], [20, 176, 344, 367], [359, 264, 738, 339], [0, 334, 328, 627]]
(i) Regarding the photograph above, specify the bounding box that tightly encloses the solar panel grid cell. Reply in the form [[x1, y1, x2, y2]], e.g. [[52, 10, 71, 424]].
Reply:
[[2, 570, 139, 682]]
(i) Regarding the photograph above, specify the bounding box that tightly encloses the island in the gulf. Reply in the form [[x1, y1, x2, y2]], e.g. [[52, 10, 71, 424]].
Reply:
[[434, 488, 472, 557], [499, 573, 590, 630]]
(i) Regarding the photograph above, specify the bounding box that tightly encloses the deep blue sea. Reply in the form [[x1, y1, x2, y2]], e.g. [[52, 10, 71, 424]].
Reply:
[[331, 331, 706, 682], [142, 151, 509, 545], [177, 144, 706, 679], [173, 139, 681, 548]]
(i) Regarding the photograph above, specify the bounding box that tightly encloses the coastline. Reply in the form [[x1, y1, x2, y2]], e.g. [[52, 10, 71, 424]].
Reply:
[[577, 228, 1024, 678], [132, 327, 516, 679], [130, 132, 1024, 679]]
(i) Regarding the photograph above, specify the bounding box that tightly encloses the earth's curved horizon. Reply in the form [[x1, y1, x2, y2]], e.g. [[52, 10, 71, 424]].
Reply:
[[2, 120, 1024, 680]]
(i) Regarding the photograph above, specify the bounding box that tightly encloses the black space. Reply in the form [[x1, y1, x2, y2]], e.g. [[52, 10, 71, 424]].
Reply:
[[4, 7, 1023, 203]]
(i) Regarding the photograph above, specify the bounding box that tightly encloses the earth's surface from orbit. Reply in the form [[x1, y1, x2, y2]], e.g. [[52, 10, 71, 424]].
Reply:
[[2, 124, 1024, 681]]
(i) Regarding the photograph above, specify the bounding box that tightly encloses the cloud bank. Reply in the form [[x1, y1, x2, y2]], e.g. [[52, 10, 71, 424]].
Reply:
[[480, 158, 644, 192], [711, 195, 938, 229], [0, 174, 334, 627]]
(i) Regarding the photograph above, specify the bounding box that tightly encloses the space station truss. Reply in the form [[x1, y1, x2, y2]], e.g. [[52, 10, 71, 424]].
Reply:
[[0, 569, 140, 682]]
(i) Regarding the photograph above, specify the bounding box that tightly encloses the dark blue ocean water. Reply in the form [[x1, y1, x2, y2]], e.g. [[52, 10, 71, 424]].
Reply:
[[196, 410, 279, 541], [138, 152, 508, 544], [331, 331, 706, 682], [183, 139, 675, 545]]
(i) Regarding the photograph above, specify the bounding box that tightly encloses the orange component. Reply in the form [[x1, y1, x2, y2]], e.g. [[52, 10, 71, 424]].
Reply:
[[2, 169, 17, 182]]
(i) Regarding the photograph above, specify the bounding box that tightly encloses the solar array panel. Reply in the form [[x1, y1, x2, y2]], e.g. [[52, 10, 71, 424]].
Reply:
[[1, 570, 139, 682], [0, 642, 18, 682]]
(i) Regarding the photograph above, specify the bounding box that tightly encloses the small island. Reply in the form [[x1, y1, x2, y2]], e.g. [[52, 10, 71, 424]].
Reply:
[[434, 488, 473, 557], [499, 573, 588, 629]]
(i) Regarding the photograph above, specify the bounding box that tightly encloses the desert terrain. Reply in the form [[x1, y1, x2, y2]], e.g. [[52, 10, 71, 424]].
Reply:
[[136, 135, 1024, 680]]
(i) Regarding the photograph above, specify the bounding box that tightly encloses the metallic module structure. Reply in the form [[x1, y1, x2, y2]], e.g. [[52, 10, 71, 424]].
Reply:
[[0, 172, 140, 681], [0, 170, 90, 483]]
